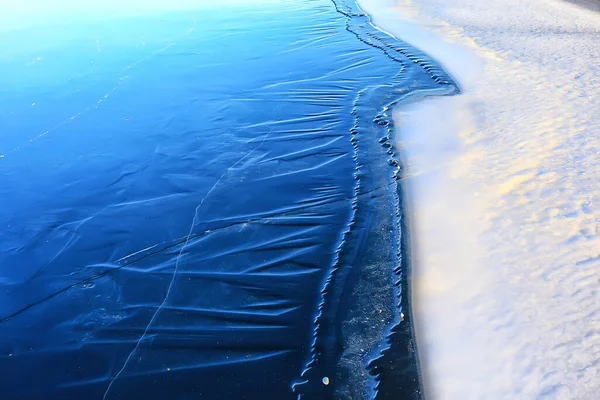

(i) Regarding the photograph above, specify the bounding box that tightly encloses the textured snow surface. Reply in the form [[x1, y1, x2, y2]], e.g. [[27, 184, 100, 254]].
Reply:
[[360, 0, 600, 398]]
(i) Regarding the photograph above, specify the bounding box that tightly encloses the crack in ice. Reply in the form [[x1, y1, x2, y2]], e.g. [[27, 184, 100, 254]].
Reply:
[[102, 132, 269, 399], [1, 13, 199, 159]]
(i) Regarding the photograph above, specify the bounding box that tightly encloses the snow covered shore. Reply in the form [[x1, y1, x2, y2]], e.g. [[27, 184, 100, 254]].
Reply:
[[359, 0, 600, 398]]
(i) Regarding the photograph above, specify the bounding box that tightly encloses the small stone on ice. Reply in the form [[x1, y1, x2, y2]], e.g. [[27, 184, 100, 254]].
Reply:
[[322, 377, 329, 386]]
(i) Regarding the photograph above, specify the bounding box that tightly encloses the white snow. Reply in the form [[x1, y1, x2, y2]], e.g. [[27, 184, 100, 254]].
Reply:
[[359, 0, 600, 398]]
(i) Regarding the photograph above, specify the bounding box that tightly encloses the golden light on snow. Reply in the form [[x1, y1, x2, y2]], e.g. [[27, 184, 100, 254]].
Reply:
[[360, 0, 600, 398]]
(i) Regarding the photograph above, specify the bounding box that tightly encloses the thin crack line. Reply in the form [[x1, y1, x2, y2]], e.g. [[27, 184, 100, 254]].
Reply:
[[101, 132, 269, 399], [1, 14, 199, 159]]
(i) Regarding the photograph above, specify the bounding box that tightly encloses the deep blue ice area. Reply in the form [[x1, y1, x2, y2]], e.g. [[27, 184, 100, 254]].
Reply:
[[0, 0, 456, 398]]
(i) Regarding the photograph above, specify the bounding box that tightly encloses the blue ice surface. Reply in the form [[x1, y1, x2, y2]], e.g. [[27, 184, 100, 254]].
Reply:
[[0, 0, 456, 398]]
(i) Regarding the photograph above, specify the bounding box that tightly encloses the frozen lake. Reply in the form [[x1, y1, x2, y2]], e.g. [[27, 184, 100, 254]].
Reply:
[[0, 0, 455, 398]]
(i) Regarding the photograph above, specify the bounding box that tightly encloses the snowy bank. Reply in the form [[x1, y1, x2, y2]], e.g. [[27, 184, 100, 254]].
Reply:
[[359, 0, 600, 398]]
